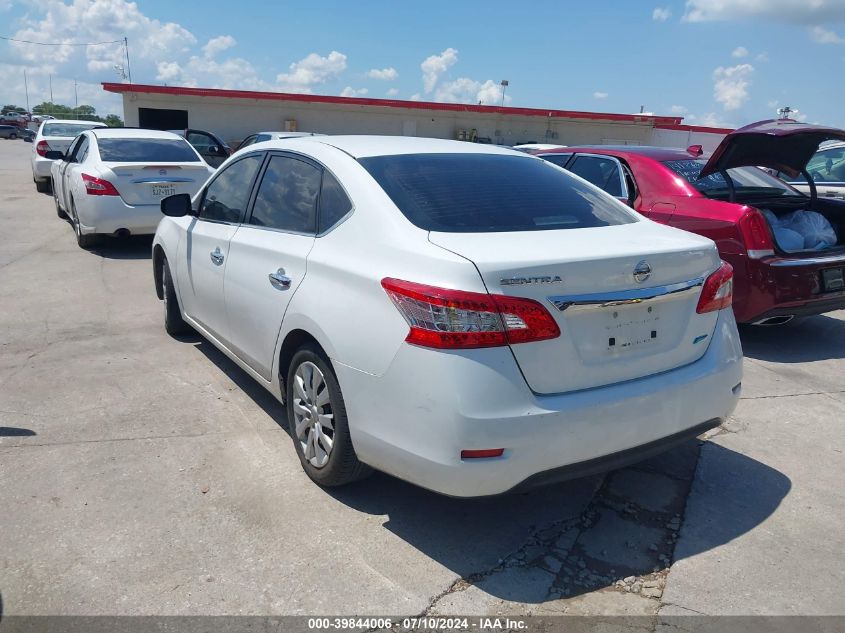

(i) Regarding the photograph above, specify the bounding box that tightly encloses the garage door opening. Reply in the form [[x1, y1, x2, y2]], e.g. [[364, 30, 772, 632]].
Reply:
[[139, 107, 188, 130]]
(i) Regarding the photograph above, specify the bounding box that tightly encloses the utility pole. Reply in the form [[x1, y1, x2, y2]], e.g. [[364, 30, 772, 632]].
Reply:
[[23, 69, 30, 112], [124, 37, 132, 83], [49, 74, 53, 103], [74, 80, 78, 118], [500, 80, 509, 107]]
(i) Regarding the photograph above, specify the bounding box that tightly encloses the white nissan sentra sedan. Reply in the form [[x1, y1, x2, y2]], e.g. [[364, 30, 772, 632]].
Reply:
[[49, 128, 214, 248], [152, 136, 743, 497]]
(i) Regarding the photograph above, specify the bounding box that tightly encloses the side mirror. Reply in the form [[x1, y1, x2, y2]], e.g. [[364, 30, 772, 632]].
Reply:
[[44, 150, 64, 160], [161, 193, 194, 217], [208, 145, 220, 155]]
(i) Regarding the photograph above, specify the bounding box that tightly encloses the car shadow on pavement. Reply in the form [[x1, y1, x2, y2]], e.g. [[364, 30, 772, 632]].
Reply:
[[86, 235, 154, 260], [739, 314, 845, 362], [0, 427, 36, 436]]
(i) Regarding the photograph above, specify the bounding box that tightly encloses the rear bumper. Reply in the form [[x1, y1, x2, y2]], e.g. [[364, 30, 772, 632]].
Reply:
[[31, 157, 53, 180], [336, 308, 743, 497], [76, 196, 163, 236]]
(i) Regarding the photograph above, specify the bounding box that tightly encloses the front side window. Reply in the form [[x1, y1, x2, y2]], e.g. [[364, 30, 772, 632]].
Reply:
[[75, 136, 90, 163], [568, 156, 623, 197], [66, 135, 86, 161], [249, 155, 320, 233], [237, 135, 257, 151], [801, 146, 845, 184], [360, 153, 636, 232], [199, 154, 263, 223], [97, 138, 202, 162], [665, 159, 802, 198]]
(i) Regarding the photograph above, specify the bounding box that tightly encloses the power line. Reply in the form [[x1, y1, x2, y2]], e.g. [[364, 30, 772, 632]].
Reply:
[[0, 35, 124, 46]]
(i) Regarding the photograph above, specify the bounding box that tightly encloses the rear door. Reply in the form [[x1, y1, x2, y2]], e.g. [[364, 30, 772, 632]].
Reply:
[[61, 135, 89, 211], [223, 153, 322, 379], [177, 154, 264, 342], [186, 129, 229, 167], [566, 154, 630, 204]]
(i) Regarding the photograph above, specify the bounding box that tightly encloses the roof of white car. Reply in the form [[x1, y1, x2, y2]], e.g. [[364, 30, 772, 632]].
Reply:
[[263, 135, 523, 158], [90, 128, 184, 139]]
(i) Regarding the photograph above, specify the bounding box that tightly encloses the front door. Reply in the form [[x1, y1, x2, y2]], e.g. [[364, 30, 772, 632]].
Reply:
[[224, 154, 321, 379]]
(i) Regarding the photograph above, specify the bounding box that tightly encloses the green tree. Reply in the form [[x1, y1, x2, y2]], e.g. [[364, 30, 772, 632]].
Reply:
[[76, 104, 96, 116], [2, 105, 27, 114], [104, 114, 124, 127]]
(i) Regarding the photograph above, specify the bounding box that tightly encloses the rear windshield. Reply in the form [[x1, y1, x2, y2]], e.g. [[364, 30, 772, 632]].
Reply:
[[96, 138, 201, 163], [360, 153, 637, 232], [664, 159, 801, 198], [42, 123, 103, 137]]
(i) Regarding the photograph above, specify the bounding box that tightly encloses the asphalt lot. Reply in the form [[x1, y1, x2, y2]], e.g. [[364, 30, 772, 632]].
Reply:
[[1, 138, 844, 618]]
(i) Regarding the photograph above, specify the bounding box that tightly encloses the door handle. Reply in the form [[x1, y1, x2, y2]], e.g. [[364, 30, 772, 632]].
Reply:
[[210, 247, 224, 265], [268, 269, 292, 288]]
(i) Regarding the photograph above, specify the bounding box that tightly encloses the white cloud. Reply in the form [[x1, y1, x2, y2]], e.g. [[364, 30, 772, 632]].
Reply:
[[276, 51, 348, 93], [0, 62, 122, 115], [421, 47, 458, 93], [812, 26, 845, 44], [386, 87, 399, 97], [669, 105, 688, 114], [713, 63, 754, 110], [340, 86, 368, 97], [693, 112, 735, 128], [433, 77, 510, 106], [683, 0, 845, 24], [652, 7, 671, 21], [768, 99, 780, 109], [202, 35, 236, 58], [156, 61, 183, 83], [409, 93, 422, 101], [732, 46, 749, 58], [366, 67, 398, 81], [593, 91, 608, 100], [756, 51, 770, 62]]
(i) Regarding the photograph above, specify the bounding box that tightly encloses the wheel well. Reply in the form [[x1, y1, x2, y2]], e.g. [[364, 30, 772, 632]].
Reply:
[[278, 329, 322, 399], [152, 245, 165, 300]]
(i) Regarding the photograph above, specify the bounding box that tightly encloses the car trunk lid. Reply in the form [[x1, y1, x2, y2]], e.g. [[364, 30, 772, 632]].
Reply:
[[429, 221, 723, 394], [701, 119, 845, 179], [101, 163, 210, 205]]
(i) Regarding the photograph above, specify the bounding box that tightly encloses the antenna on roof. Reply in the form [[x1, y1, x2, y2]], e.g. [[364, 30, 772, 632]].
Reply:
[[777, 106, 796, 120]]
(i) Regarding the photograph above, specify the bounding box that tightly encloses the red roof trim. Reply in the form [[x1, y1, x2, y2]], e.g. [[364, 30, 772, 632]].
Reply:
[[654, 122, 734, 134], [102, 83, 683, 126]]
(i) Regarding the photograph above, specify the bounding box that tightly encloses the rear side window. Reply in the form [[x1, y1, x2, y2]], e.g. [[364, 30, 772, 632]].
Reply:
[[249, 155, 320, 233], [97, 138, 201, 162], [568, 156, 623, 197], [360, 153, 636, 232], [319, 171, 352, 232], [199, 154, 263, 223], [539, 153, 572, 167], [42, 123, 103, 137]]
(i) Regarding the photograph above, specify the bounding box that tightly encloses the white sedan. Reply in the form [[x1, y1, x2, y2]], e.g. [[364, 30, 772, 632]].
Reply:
[[152, 136, 743, 497], [30, 119, 106, 193], [49, 128, 214, 248]]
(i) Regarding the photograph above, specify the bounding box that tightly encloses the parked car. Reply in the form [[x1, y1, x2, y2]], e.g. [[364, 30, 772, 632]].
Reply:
[[168, 128, 230, 167], [49, 128, 213, 248], [31, 119, 107, 193], [152, 136, 742, 497], [234, 131, 323, 152], [773, 140, 845, 201], [512, 143, 568, 152], [0, 125, 21, 139], [20, 128, 36, 142], [530, 120, 845, 325]]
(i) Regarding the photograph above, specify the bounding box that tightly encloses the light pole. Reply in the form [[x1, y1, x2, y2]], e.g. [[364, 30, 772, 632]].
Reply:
[[500, 80, 509, 107]]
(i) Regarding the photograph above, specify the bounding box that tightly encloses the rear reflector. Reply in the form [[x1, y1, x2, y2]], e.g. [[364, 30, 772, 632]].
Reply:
[[82, 173, 119, 196], [381, 278, 560, 349], [461, 449, 504, 459], [696, 261, 734, 314], [36, 140, 50, 157]]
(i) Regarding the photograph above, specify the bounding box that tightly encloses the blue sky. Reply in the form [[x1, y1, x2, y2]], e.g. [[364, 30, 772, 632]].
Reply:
[[1, 0, 844, 128]]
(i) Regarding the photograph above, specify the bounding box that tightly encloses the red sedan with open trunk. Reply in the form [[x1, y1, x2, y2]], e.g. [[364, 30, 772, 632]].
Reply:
[[532, 120, 845, 324]]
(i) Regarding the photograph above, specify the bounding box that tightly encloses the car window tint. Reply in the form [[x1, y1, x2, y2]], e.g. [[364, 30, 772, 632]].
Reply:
[[66, 136, 85, 161], [238, 135, 257, 149], [256, 134, 272, 142], [249, 155, 320, 233], [199, 155, 263, 223], [319, 170, 352, 232], [804, 146, 845, 183], [568, 156, 623, 196], [97, 138, 201, 162], [360, 154, 636, 233], [76, 136, 90, 162], [539, 153, 572, 167], [42, 123, 102, 137]]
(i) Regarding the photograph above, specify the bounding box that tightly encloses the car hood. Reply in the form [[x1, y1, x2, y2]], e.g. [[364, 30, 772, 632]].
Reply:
[[700, 119, 845, 179]]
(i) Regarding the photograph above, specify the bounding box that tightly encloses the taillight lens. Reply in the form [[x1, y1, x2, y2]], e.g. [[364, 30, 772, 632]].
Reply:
[[36, 140, 50, 157], [381, 278, 560, 349], [738, 208, 774, 259], [696, 262, 734, 314], [82, 173, 119, 196]]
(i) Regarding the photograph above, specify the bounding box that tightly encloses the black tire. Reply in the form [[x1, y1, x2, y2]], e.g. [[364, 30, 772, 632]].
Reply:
[[34, 179, 50, 194], [70, 198, 97, 248], [53, 180, 67, 219], [9, 133, 17, 140], [286, 344, 371, 487], [161, 257, 191, 336]]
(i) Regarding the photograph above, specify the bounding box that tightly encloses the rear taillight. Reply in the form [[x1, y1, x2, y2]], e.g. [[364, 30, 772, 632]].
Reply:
[[738, 208, 775, 259], [36, 140, 49, 157], [82, 173, 119, 196], [696, 262, 734, 314], [381, 278, 560, 349]]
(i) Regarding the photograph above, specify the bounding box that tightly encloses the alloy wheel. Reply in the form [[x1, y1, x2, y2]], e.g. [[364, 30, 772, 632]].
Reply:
[[292, 361, 335, 468]]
